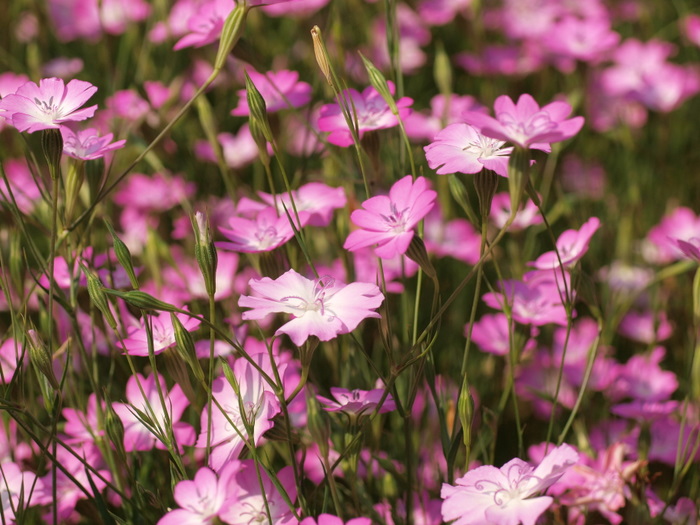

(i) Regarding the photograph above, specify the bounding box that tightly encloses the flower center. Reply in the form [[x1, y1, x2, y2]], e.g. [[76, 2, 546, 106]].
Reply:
[[280, 276, 337, 319], [382, 203, 410, 233], [462, 134, 508, 158], [34, 96, 59, 119]]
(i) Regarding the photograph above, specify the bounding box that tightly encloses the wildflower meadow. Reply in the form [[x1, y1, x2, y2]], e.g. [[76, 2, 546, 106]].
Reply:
[[2, 0, 700, 523]]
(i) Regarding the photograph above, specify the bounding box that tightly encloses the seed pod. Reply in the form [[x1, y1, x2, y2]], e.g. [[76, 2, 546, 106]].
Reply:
[[192, 211, 218, 299], [26, 329, 59, 390], [82, 265, 118, 330]]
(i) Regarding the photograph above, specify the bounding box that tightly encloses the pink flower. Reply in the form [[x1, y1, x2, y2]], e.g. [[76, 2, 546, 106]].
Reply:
[[195, 353, 282, 471], [529, 217, 600, 269], [120, 310, 201, 356], [0, 159, 42, 215], [239, 269, 384, 346], [173, 0, 234, 50], [317, 387, 396, 416], [441, 444, 578, 525], [231, 69, 312, 115], [0, 462, 44, 522], [0, 77, 97, 133], [217, 460, 298, 525], [468, 313, 537, 357], [682, 14, 700, 47], [157, 466, 231, 525], [194, 125, 263, 170], [112, 373, 195, 452], [463, 93, 584, 151], [608, 346, 678, 402], [317, 82, 413, 147], [489, 192, 542, 232], [424, 123, 512, 177], [404, 94, 487, 142], [644, 206, 700, 263], [344, 175, 437, 259], [61, 126, 126, 160], [618, 310, 673, 344], [541, 16, 620, 72], [217, 206, 308, 253], [301, 515, 371, 525]]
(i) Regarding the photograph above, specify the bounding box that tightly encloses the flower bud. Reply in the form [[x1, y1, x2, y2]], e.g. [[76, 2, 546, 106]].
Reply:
[[41, 129, 63, 180], [26, 329, 59, 390], [85, 157, 104, 204], [104, 219, 139, 289], [457, 377, 473, 453], [245, 71, 274, 143], [405, 236, 437, 281], [473, 169, 499, 223], [507, 147, 531, 217], [163, 346, 196, 404], [214, 4, 249, 71], [107, 290, 179, 313], [102, 395, 127, 462], [192, 211, 218, 299], [305, 388, 330, 457], [359, 53, 398, 115], [81, 265, 118, 330], [170, 313, 205, 383]]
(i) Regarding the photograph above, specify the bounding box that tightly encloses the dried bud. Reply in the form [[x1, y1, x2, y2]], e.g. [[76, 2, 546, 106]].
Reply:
[[192, 211, 218, 299], [214, 3, 248, 71], [310, 26, 334, 88], [104, 219, 139, 289], [41, 128, 63, 180]]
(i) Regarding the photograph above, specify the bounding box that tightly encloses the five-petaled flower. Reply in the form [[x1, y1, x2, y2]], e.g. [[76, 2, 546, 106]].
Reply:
[[463, 93, 584, 151], [441, 444, 579, 525], [0, 77, 98, 133], [344, 175, 437, 259], [239, 269, 384, 346]]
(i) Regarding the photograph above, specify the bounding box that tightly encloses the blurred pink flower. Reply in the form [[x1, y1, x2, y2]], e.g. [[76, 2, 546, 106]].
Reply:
[[318, 82, 413, 147], [618, 310, 673, 344], [417, 0, 473, 26], [456, 43, 545, 77], [0, 159, 42, 214], [464, 94, 584, 151], [0, 77, 97, 133], [218, 206, 308, 253], [682, 14, 700, 47], [468, 312, 537, 357], [231, 69, 312, 115], [423, 208, 481, 264], [173, 0, 233, 50], [404, 94, 486, 142], [113, 373, 195, 451], [489, 192, 542, 231], [643, 206, 700, 264], [120, 310, 201, 356], [194, 125, 265, 170], [608, 346, 678, 402], [239, 269, 384, 346], [530, 217, 600, 270], [542, 16, 620, 72], [424, 123, 512, 177], [61, 126, 126, 160], [301, 515, 371, 525], [317, 387, 396, 416], [441, 443, 578, 525], [344, 175, 436, 259]]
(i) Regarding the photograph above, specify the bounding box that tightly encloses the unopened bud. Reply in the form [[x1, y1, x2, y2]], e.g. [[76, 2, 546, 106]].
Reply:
[[107, 290, 179, 313], [214, 4, 249, 71], [26, 329, 59, 390], [244, 71, 273, 143], [405, 236, 437, 281], [42, 129, 63, 180], [170, 313, 205, 383], [103, 395, 127, 461], [447, 173, 478, 226], [163, 346, 196, 403], [458, 377, 473, 453], [507, 147, 531, 217], [433, 41, 453, 100], [192, 211, 218, 299], [473, 169, 499, 223], [63, 161, 84, 223], [82, 265, 118, 330], [310, 26, 334, 88], [305, 388, 330, 457], [85, 158, 104, 204], [104, 219, 139, 289], [359, 53, 398, 115]]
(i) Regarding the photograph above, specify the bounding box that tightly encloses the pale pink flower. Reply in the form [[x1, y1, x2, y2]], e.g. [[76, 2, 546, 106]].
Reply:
[[317, 387, 396, 416], [239, 269, 384, 346], [463, 93, 584, 151], [41, 57, 84, 78], [114, 172, 195, 212], [61, 125, 126, 160], [468, 313, 537, 357], [456, 43, 545, 77], [529, 217, 601, 269], [489, 192, 542, 232], [195, 353, 282, 471], [608, 346, 678, 402], [217, 206, 308, 253], [301, 515, 371, 525], [417, 0, 473, 26], [618, 310, 673, 344], [644, 206, 700, 264], [0, 159, 42, 214], [542, 16, 620, 72], [404, 94, 487, 142], [344, 175, 437, 259], [317, 82, 413, 147], [441, 444, 578, 525], [0, 461, 45, 522], [112, 373, 195, 452], [217, 460, 298, 525], [106, 89, 151, 122], [194, 125, 263, 170], [173, 0, 233, 50], [424, 123, 512, 177], [157, 466, 231, 525], [423, 209, 481, 264], [231, 69, 312, 115], [0, 77, 97, 133], [62, 393, 104, 445], [120, 310, 201, 356]]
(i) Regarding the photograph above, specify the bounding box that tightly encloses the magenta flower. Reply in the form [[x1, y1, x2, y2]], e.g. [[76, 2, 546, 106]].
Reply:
[[530, 217, 600, 269], [317, 82, 413, 147], [239, 269, 384, 346], [317, 387, 396, 416], [157, 466, 231, 525], [344, 175, 437, 259], [0, 77, 98, 133], [231, 69, 312, 115], [441, 444, 578, 525], [424, 123, 512, 177], [61, 126, 126, 160], [463, 94, 584, 151]]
